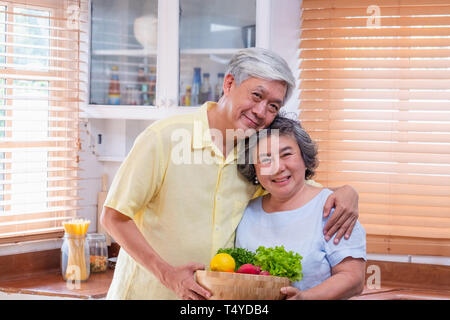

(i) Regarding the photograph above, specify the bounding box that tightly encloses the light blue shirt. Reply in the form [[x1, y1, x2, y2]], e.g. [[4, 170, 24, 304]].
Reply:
[[235, 188, 366, 291]]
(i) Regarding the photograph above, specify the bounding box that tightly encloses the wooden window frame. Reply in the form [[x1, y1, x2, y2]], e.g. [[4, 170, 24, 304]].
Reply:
[[0, 0, 86, 244]]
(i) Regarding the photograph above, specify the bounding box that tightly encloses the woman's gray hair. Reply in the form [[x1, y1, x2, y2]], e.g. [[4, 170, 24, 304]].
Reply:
[[225, 47, 296, 104], [237, 113, 319, 184]]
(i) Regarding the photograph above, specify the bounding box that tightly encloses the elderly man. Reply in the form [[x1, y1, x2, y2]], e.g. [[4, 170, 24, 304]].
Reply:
[[101, 48, 359, 300]]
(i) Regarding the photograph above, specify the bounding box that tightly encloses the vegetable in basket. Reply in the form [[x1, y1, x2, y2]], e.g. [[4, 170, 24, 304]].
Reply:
[[216, 247, 256, 271], [254, 245, 303, 282]]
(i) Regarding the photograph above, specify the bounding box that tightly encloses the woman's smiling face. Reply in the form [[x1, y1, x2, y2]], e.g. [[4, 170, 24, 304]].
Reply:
[[254, 134, 307, 200]]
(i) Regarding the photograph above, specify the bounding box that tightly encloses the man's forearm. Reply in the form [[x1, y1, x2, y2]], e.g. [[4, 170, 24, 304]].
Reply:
[[100, 206, 212, 300], [100, 206, 171, 284]]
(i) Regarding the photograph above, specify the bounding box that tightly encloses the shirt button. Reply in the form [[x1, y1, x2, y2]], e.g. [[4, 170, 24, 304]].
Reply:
[[215, 226, 220, 231]]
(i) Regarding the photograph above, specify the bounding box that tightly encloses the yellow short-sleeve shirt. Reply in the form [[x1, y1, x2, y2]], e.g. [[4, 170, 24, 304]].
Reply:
[[105, 102, 258, 299]]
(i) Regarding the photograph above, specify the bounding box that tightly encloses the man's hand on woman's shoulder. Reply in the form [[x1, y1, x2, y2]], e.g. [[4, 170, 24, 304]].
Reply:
[[323, 185, 359, 244]]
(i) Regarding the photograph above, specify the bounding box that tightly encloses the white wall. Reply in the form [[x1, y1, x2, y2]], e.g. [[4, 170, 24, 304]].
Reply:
[[77, 118, 153, 235], [77, 120, 105, 233], [268, 0, 302, 115]]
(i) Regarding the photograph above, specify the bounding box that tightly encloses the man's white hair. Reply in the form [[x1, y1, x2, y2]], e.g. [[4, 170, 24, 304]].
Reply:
[[225, 47, 296, 104]]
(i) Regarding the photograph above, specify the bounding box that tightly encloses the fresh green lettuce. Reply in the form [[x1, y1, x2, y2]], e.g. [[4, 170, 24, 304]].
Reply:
[[254, 245, 303, 282]]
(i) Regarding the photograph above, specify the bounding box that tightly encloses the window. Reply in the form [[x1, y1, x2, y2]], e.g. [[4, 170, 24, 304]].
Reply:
[[0, 0, 87, 244], [299, 0, 450, 256]]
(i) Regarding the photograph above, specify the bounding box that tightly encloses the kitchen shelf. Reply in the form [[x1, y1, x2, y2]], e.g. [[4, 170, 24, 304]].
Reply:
[[92, 48, 238, 57], [96, 156, 125, 163], [81, 104, 200, 120], [180, 48, 241, 55], [92, 49, 157, 57]]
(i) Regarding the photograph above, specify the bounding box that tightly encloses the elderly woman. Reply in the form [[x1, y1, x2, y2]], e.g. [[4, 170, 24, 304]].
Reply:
[[235, 115, 367, 300]]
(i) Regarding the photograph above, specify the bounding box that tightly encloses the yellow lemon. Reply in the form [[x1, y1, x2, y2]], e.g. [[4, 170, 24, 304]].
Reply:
[[210, 253, 235, 272]]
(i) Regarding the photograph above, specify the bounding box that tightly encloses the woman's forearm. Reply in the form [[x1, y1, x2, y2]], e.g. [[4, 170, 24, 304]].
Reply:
[[301, 258, 366, 300], [301, 271, 365, 300]]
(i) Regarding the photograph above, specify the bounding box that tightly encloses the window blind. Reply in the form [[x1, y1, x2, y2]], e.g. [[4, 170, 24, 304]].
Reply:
[[299, 0, 450, 256], [0, 0, 87, 244]]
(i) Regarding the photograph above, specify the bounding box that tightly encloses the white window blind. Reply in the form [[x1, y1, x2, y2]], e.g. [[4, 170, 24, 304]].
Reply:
[[0, 0, 87, 244], [299, 0, 450, 256]]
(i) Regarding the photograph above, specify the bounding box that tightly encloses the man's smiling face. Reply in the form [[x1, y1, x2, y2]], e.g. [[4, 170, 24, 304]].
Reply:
[[223, 75, 287, 134]]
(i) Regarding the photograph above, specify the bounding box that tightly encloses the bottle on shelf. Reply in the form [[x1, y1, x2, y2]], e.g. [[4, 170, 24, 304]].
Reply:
[[107, 65, 121, 105], [182, 85, 192, 106], [125, 85, 139, 105], [148, 67, 156, 106], [125, 85, 133, 105], [137, 66, 150, 105], [200, 72, 212, 104], [191, 67, 201, 106], [215, 72, 225, 101]]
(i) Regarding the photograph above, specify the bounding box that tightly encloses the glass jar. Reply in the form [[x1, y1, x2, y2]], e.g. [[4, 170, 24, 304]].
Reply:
[[87, 233, 108, 273], [61, 233, 90, 282]]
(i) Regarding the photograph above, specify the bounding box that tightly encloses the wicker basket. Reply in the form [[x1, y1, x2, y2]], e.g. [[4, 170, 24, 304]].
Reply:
[[196, 270, 290, 300]]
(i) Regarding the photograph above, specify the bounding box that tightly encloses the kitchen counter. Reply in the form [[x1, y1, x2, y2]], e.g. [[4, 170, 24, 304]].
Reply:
[[351, 259, 450, 300], [0, 244, 120, 300], [0, 269, 114, 300], [1, 269, 449, 300], [352, 285, 450, 300]]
